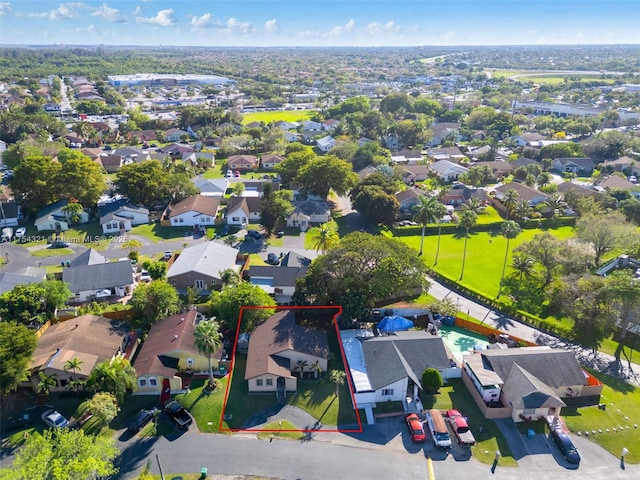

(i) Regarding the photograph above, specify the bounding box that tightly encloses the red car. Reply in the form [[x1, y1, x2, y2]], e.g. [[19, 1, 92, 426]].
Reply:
[[405, 413, 426, 443]]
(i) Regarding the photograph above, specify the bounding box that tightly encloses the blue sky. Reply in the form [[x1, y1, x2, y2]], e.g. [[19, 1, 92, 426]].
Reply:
[[0, 1, 639, 47]]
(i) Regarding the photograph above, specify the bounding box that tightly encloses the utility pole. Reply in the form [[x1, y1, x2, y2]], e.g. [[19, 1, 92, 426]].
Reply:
[[156, 454, 165, 480]]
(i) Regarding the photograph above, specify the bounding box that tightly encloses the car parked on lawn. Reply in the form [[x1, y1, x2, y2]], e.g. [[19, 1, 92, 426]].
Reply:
[[266, 253, 280, 265], [126, 409, 154, 433], [41, 409, 69, 429], [550, 429, 580, 465], [405, 413, 426, 443]]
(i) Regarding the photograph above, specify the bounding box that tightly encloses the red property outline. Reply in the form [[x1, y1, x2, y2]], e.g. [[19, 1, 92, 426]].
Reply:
[[219, 305, 363, 433]]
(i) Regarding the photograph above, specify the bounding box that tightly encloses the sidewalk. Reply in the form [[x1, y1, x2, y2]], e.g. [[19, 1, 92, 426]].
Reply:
[[426, 275, 640, 387]]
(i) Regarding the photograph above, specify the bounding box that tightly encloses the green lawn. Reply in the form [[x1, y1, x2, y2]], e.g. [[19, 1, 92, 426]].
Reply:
[[129, 223, 190, 243], [30, 247, 75, 257], [562, 369, 640, 463], [421, 379, 517, 466], [288, 377, 356, 427], [256, 420, 305, 440], [175, 377, 230, 433], [476, 206, 503, 225], [241, 109, 315, 125], [201, 166, 227, 179]]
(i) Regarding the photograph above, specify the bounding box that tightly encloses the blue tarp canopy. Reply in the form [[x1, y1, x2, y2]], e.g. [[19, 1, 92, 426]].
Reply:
[[377, 315, 414, 333]]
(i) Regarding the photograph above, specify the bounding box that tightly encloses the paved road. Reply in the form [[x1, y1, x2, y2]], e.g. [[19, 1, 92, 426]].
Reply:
[[427, 275, 640, 387]]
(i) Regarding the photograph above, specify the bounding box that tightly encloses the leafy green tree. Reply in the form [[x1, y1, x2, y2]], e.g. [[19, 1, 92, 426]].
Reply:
[[0, 428, 119, 480], [0, 322, 36, 394], [329, 370, 346, 397], [0, 280, 70, 324], [260, 188, 293, 235], [274, 150, 315, 186], [605, 272, 640, 365], [219, 268, 241, 288], [412, 196, 447, 258], [514, 232, 563, 287], [79, 392, 120, 428], [129, 280, 180, 329], [194, 320, 223, 388], [146, 261, 167, 280], [497, 221, 521, 298], [352, 185, 399, 226], [209, 282, 276, 331], [58, 156, 106, 206], [457, 209, 477, 281], [380, 92, 412, 115], [10, 155, 62, 215], [421, 368, 443, 394], [86, 354, 137, 404], [294, 233, 430, 320], [295, 155, 358, 198], [114, 161, 165, 207], [36, 371, 57, 397], [538, 142, 583, 160], [619, 198, 640, 225], [575, 212, 639, 266], [307, 223, 339, 253], [349, 142, 391, 170]]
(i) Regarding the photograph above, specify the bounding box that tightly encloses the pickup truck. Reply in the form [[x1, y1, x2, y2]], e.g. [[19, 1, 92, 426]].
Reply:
[[446, 409, 476, 446], [164, 401, 193, 429]]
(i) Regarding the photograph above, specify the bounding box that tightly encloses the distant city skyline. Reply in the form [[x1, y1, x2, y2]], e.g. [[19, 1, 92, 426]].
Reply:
[[1, 1, 639, 47]]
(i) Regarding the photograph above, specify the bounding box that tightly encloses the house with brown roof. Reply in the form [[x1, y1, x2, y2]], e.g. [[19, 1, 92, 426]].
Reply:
[[245, 310, 329, 396], [28, 314, 131, 392], [395, 189, 424, 213], [598, 175, 637, 191], [227, 154, 259, 171], [133, 310, 224, 395], [167, 195, 220, 227], [225, 196, 262, 226], [261, 154, 286, 169], [494, 182, 550, 206], [401, 165, 430, 184]]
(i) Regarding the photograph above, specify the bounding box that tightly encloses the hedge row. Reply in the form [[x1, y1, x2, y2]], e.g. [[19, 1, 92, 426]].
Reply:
[[393, 216, 577, 236]]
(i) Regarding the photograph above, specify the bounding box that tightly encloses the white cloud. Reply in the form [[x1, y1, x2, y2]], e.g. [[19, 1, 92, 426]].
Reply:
[[264, 18, 279, 34], [92, 3, 126, 23], [364, 21, 400, 36], [191, 13, 216, 29], [0, 2, 12, 16], [28, 3, 89, 20], [225, 17, 254, 34], [136, 8, 175, 27], [444, 31, 456, 41], [131, 6, 142, 15], [329, 19, 355, 36]]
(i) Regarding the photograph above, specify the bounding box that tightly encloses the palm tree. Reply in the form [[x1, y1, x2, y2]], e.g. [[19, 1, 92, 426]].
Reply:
[[329, 370, 346, 397], [514, 199, 531, 222], [310, 360, 322, 379], [309, 223, 339, 254], [61, 201, 84, 224], [37, 371, 58, 397], [457, 209, 477, 281], [412, 196, 447, 257], [497, 221, 521, 298], [463, 196, 484, 214], [219, 268, 240, 288], [543, 193, 565, 217], [294, 360, 308, 378], [510, 253, 537, 299], [194, 320, 223, 388], [63, 357, 84, 384], [502, 189, 519, 220], [86, 354, 137, 404]]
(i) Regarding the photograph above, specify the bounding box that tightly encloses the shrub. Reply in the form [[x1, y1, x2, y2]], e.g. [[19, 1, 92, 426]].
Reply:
[[422, 368, 443, 393]]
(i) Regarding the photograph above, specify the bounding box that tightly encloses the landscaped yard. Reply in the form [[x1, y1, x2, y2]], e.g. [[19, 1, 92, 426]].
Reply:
[[241, 109, 314, 125], [175, 377, 231, 433], [562, 369, 640, 463], [130, 223, 191, 243]]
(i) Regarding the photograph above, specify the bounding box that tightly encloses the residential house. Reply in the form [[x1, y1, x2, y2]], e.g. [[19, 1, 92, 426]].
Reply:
[[193, 178, 229, 197], [286, 201, 331, 230], [64, 134, 84, 148], [429, 160, 469, 182], [63, 260, 134, 302], [462, 346, 602, 423], [98, 154, 123, 173], [245, 265, 308, 303], [99, 201, 150, 234], [356, 165, 378, 179], [301, 120, 322, 131], [134, 310, 224, 395], [468, 145, 494, 161], [603, 156, 640, 176], [322, 119, 340, 131], [35, 199, 89, 232], [164, 128, 189, 142], [401, 165, 430, 184], [261, 154, 286, 170], [225, 197, 262, 226], [391, 150, 424, 165], [245, 310, 329, 396], [0, 201, 21, 227], [426, 146, 466, 162], [510, 157, 542, 169], [340, 330, 458, 425], [128, 130, 159, 143], [474, 161, 515, 181], [0, 267, 46, 294], [316, 135, 336, 153], [274, 120, 299, 131], [161, 143, 196, 157], [429, 122, 461, 146], [28, 314, 131, 392], [301, 129, 319, 143], [515, 133, 547, 148], [182, 151, 215, 167], [358, 138, 375, 146], [279, 251, 311, 268], [69, 248, 106, 267], [167, 195, 220, 228], [395, 189, 424, 214], [598, 176, 640, 198], [553, 157, 596, 175], [110, 146, 150, 164], [243, 180, 280, 197], [384, 134, 401, 150], [167, 241, 240, 293], [79, 147, 103, 163], [245, 121, 263, 129], [227, 154, 259, 171], [494, 182, 550, 206], [557, 182, 600, 198], [284, 131, 302, 143]]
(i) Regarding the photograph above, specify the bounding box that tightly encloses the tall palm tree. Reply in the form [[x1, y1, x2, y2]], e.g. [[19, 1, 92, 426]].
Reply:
[[309, 223, 339, 254], [61, 201, 84, 224], [63, 357, 84, 383], [502, 189, 519, 220], [544, 193, 565, 217], [219, 268, 241, 288], [514, 199, 531, 222], [194, 320, 223, 388], [463, 196, 484, 214], [37, 371, 58, 397], [329, 370, 346, 397], [510, 253, 537, 299], [457, 209, 477, 281], [412, 196, 447, 259], [497, 221, 521, 298], [86, 354, 137, 404]]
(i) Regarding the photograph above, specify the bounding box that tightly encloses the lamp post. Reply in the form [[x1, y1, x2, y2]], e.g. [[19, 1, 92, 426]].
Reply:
[[491, 450, 501, 474], [621, 447, 629, 469]]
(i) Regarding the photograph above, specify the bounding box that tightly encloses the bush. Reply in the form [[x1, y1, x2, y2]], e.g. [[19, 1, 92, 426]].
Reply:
[[422, 368, 443, 393]]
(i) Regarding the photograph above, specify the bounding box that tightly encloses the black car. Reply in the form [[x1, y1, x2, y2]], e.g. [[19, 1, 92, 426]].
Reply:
[[126, 409, 154, 433], [5, 412, 33, 431], [50, 239, 69, 248], [246, 230, 262, 240], [551, 429, 581, 465], [266, 253, 280, 265]]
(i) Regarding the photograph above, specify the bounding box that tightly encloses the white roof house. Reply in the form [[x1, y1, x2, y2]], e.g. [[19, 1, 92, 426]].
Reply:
[[316, 135, 336, 153], [429, 160, 469, 182]]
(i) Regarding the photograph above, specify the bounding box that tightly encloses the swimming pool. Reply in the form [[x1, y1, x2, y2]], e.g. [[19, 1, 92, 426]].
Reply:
[[438, 325, 490, 362]]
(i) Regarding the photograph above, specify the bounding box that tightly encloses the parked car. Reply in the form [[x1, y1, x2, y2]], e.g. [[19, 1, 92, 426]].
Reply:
[[41, 409, 69, 429], [266, 253, 280, 265], [446, 409, 476, 446], [163, 251, 173, 261], [405, 413, 426, 443], [246, 230, 262, 240], [5, 412, 33, 431], [14, 227, 26, 239], [139, 270, 151, 282], [275, 231, 284, 238], [126, 409, 154, 433], [50, 239, 69, 248], [234, 170, 241, 177], [225, 170, 233, 178], [164, 401, 193, 429], [550, 429, 580, 465]]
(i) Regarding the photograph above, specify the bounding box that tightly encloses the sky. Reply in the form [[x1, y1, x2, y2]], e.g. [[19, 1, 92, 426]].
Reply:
[[0, 0, 639, 47]]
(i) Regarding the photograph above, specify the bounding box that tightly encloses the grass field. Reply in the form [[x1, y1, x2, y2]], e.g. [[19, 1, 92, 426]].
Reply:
[[241, 109, 315, 125], [175, 377, 230, 433], [486, 69, 613, 85]]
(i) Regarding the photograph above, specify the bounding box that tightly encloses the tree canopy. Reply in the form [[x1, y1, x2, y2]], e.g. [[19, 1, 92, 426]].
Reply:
[[129, 280, 180, 329], [0, 322, 37, 394], [295, 155, 359, 198], [209, 282, 276, 331], [0, 280, 71, 325], [294, 232, 430, 320]]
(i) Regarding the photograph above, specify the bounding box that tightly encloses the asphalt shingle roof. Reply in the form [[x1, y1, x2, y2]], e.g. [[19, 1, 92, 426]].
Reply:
[[62, 260, 133, 292]]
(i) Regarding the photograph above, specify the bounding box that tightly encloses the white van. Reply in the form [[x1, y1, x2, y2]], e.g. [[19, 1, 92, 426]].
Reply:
[[426, 409, 452, 448], [1, 227, 13, 242]]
